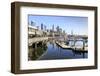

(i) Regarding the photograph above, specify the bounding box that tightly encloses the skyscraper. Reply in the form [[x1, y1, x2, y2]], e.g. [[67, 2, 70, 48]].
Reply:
[[41, 23, 43, 30], [71, 30, 73, 35], [56, 26, 60, 32], [52, 25, 54, 31], [31, 21, 36, 26], [44, 25, 46, 31]]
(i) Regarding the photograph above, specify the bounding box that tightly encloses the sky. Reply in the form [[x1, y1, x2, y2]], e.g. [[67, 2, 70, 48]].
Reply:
[[28, 15, 88, 35]]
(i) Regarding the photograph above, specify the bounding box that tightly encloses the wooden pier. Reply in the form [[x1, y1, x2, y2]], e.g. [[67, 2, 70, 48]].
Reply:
[[56, 41, 87, 51], [28, 37, 48, 46], [56, 41, 71, 49], [56, 41, 88, 58]]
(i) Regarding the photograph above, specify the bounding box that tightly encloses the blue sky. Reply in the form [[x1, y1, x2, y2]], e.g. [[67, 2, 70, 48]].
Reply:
[[28, 15, 88, 35]]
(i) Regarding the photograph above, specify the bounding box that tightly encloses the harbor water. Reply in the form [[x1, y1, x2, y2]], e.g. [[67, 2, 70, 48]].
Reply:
[[28, 40, 88, 60]]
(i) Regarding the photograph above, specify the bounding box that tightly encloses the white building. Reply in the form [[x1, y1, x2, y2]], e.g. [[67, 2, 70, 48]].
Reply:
[[28, 25, 48, 38]]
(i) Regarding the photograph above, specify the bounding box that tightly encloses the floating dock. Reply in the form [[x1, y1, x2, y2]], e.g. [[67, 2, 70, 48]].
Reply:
[[56, 41, 88, 53], [56, 41, 71, 49]]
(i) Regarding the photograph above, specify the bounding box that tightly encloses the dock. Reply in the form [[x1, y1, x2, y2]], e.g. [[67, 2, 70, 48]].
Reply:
[[56, 41, 71, 49], [56, 41, 88, 57]]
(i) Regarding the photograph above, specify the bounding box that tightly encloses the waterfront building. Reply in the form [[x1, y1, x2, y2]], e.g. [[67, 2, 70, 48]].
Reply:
[[28, 25, 46, 38], [28, 25, 38, 38]]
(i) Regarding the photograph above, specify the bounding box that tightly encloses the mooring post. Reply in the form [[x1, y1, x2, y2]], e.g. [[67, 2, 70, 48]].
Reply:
[[83, 40, 85, 50]]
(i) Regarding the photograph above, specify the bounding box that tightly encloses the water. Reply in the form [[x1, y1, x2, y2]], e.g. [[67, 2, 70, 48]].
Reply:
[[28, 40, 88, 61]]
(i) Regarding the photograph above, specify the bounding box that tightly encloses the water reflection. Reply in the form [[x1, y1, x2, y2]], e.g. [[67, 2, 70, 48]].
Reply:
[[28, 43, 47, 60], [28, 39, 88, 61]]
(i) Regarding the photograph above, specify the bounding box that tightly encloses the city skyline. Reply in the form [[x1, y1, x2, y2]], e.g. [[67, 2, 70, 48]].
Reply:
[[28, 15, 88, 35]]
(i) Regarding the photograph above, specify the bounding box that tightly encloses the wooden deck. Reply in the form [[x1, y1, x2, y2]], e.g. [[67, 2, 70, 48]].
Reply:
[[29, 37, 48, 46], [56, 41, 88, 53], [56, 41, 71, 49]]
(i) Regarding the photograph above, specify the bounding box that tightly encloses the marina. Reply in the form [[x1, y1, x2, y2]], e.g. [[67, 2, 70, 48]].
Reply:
[[28, 15, 88, 60], [28, 38, 88, 60]]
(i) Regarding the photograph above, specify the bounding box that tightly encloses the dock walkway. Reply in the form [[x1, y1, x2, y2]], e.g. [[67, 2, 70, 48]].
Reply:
[[29, 37, 48, 46], [56, 41, 71, 49], [56, 41, 88, 53]]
